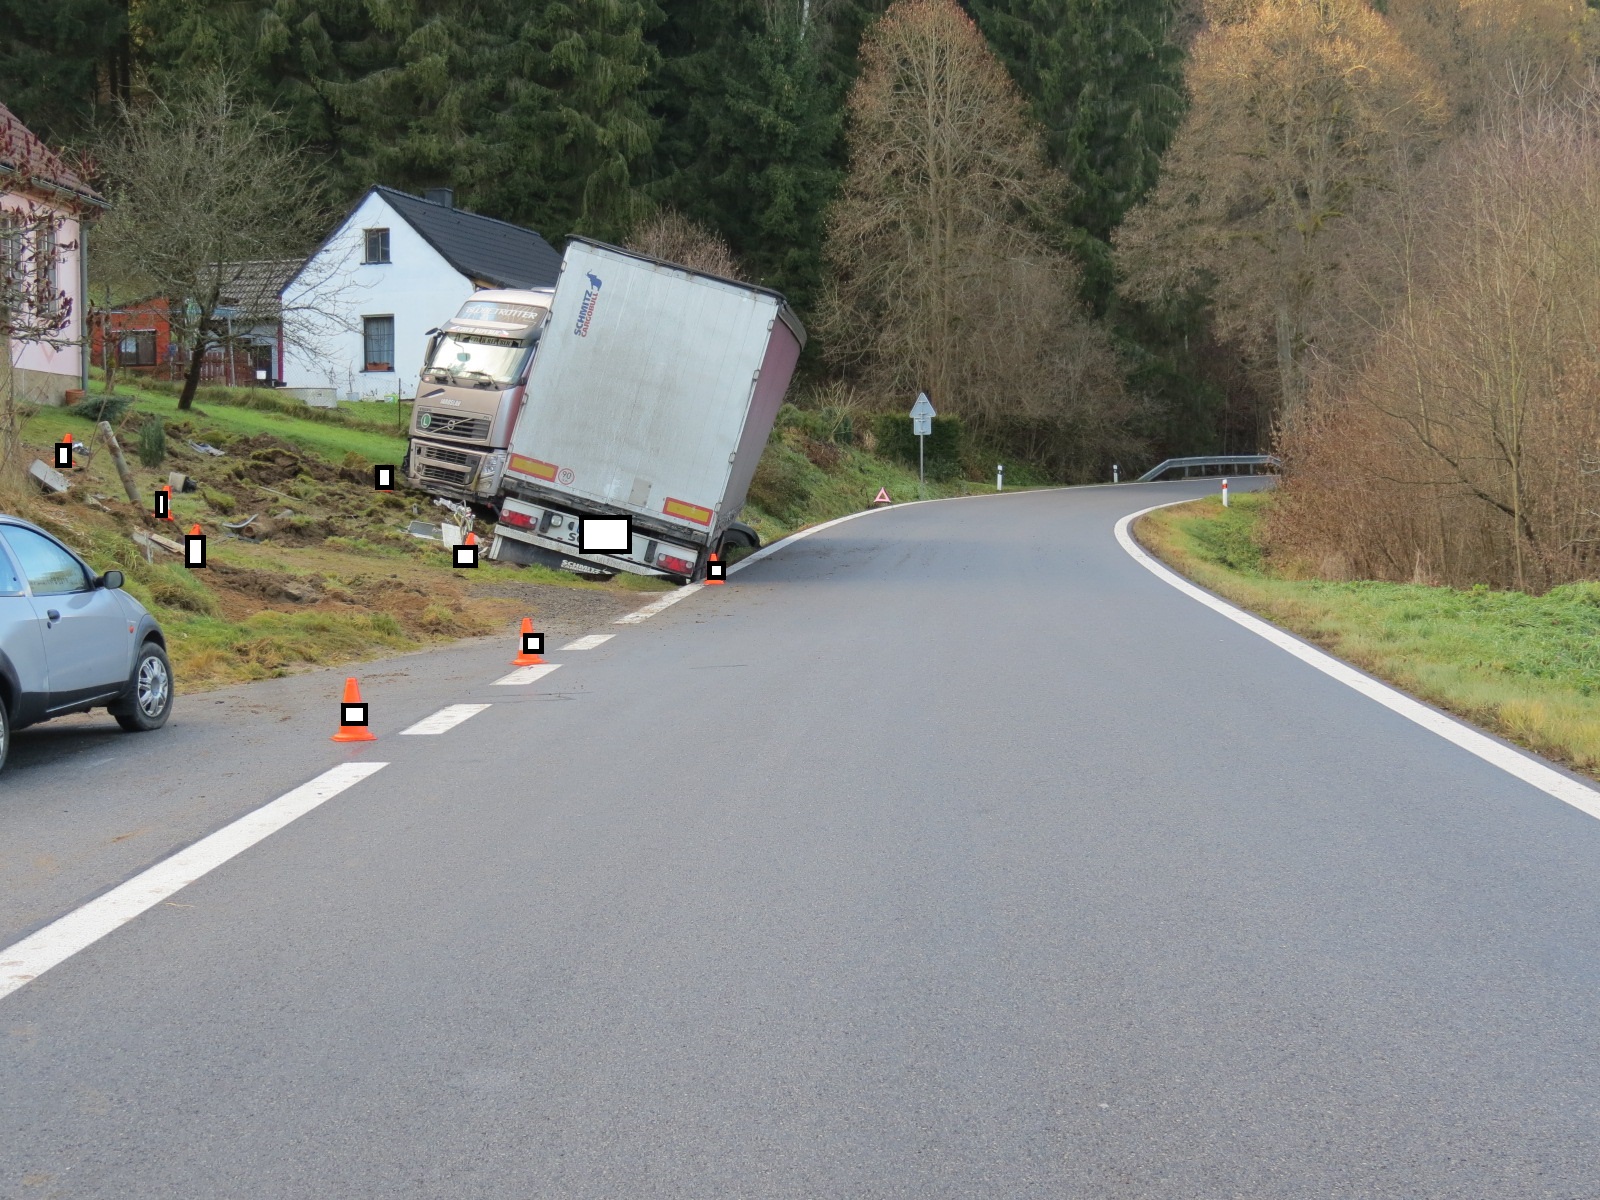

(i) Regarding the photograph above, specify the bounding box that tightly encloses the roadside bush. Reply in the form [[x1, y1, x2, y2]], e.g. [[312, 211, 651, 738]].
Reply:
[[79, 393, 133, 426], [137, 416, 166, 468]]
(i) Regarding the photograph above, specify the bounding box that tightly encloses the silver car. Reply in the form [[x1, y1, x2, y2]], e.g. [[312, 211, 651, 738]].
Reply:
[[0, 514, 172, 772]]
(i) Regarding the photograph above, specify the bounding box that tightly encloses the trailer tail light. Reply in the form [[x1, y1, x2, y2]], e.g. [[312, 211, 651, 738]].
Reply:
[[656, 552, 694, 575], [500, 508, 534, 529]]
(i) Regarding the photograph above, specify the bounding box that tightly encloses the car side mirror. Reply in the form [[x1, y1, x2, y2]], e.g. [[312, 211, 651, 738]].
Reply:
[[99, 570, 124, 590]]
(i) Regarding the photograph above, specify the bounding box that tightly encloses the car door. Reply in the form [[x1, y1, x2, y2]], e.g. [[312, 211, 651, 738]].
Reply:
[[0, 537, 48, 724], [0, 525, 131, 708]]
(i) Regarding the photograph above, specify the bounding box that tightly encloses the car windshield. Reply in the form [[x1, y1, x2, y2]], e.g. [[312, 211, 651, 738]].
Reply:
[[423, 332, 537, 387]]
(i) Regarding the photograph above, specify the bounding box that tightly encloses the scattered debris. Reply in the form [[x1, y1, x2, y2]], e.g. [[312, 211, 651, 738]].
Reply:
[[147, 532, 184, 555], [29, 459, 70, 493], [188, 441, 225, 457], [406, 520, 443, 541], [168, 471, 198, 493], [221, 514, 263, 542]]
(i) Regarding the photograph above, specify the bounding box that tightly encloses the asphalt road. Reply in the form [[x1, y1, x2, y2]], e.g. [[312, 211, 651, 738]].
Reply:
[[4, 478, 1599, 1199]]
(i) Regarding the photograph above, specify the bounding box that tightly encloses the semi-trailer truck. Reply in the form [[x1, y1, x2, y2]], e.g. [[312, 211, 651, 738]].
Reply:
[[488, 238, 805, 584], [404, 287, 554, 509]]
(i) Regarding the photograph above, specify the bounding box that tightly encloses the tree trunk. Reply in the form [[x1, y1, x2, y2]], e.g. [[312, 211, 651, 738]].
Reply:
[[178, 336, 207, 410]]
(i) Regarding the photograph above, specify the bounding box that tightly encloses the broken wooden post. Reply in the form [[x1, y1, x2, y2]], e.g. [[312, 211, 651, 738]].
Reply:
[[96, 420, 141, 505]]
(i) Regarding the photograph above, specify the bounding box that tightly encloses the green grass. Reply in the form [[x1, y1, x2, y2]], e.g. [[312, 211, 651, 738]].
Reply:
[[1137, 492, 1600, 778], [738, 422, 1046, 545], [45, 376, 408, 464]]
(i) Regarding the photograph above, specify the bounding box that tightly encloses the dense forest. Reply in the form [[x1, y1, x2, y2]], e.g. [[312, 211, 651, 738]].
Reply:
[[4, 0, 1599, 585]]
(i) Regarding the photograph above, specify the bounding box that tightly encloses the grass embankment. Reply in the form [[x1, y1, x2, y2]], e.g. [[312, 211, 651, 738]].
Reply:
[[17, 383, 1040, 692], [14, 378, 669, 692], [738, 404, 1048, 544], [1136, 492, 1600, 779]]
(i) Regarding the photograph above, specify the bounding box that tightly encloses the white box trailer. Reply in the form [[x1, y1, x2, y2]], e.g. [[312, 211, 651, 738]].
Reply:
[[490, 237, 806, 582]]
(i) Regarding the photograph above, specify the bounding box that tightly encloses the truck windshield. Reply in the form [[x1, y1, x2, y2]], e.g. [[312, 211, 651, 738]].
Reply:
[[423, 332, 537, 387]]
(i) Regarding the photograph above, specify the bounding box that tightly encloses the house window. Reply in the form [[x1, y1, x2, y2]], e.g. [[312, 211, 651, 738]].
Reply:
[[363, 228, 390, 264], [363, 315, 395, 372], [117, 330, 158, 366], [0, 214, 21, 294], [33, 227, 57, 301]]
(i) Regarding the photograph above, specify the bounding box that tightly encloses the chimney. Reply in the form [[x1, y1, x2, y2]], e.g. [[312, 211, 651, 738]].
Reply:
[[425, 187, 454, 208]]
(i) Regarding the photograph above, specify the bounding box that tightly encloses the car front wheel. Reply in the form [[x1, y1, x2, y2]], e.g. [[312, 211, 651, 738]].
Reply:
[[111, 642, 173, 732]]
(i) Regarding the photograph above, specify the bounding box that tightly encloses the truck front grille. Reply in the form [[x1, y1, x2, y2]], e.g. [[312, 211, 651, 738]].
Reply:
[[418, 444, 473, 467], [421, 463, 469, 486], [417, 409, 491, 440]]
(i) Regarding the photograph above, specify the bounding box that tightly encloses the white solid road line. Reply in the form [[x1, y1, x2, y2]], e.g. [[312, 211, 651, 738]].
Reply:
[[399, 704, 491, 735], [492, 662, 563, 686], [561, 634, 614, 650], [1115, 504, 1600, 823], [0, 762, 390, 1003], [614, 586, 700, 624]]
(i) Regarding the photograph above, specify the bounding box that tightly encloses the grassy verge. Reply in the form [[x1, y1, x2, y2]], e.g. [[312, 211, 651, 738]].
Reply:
[[14, 383, 1053, 692], [738, 406, 1050, 545], [1135, 492, 1600, 779], [10, 380, 668, 692]]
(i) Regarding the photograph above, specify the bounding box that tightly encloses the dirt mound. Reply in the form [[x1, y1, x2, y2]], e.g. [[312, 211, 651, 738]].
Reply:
[[224, 433, 366, 486]]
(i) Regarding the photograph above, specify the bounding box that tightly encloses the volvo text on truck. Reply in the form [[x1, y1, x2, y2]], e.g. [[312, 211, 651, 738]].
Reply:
[[404, 288, 555, 510], [488, 238, 806, 584]]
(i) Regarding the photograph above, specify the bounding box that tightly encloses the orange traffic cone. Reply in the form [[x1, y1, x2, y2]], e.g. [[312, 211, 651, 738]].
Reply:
[[331, 677, 376, 742], [704, 552, 726, 585], [465, 531, 478, 545], [159, 486, 175, 520], [511, 617, 544, 665]]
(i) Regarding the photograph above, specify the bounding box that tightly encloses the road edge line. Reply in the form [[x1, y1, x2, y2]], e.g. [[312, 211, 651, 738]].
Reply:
[[1114, 502, 1600, 822], [0, 762, 390, 1003]]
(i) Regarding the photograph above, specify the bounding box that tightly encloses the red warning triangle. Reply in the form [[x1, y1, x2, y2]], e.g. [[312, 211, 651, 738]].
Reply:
[[873, 488, 891, 505]]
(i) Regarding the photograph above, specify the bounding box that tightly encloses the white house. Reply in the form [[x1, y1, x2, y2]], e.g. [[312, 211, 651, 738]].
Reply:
[[280, 185, 561, 399], [1, 102, 105, 405]]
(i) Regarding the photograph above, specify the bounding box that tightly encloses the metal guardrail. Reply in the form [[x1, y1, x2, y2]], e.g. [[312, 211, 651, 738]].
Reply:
[[1136, 455, 1279, 483]]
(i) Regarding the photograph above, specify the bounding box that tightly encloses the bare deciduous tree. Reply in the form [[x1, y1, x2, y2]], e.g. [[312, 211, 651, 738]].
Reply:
[[1269, 89, 1600, 591], [92, 75, 341, 410], [1114, 0, 1447, 416], [626, 209, 748, 281], [820, 0, 1136, 479], [1388, 0, 1597, 128]]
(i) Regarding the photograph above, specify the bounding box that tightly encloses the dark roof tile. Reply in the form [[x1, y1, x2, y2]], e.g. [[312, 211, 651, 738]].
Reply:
[[373, 186, 560, 288]]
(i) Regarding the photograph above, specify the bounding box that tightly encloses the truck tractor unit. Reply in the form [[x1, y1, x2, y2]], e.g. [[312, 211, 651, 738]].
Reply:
[[405, 288, 554, 512]]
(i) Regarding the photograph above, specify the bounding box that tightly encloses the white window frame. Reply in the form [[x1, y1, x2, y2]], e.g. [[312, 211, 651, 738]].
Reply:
[[362, 314, 395, 373]]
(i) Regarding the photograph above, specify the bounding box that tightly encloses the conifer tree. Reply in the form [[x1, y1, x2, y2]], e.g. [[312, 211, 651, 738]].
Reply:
[[651, 1, 840, 308], [0, 0, 133, 139], [468, 0, 662, 242]]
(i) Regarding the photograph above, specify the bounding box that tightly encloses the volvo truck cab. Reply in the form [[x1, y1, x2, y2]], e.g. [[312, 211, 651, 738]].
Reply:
[[405, 288, 554, 514]]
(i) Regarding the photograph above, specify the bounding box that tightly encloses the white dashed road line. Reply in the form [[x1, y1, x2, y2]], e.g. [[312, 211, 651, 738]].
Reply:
[[0, 762, 390, 1003], [614, 586, 700, 624], [492, 663, 563, 687], [561, 634, 614, 650], [399, 704, 492, 735], [1115, 503, 1600, 823]]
